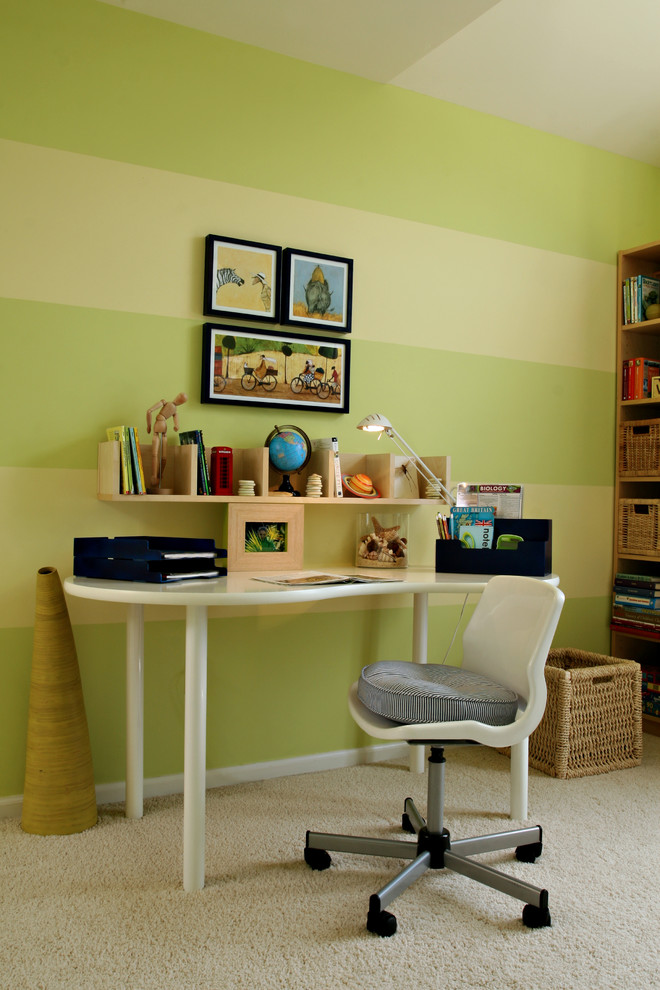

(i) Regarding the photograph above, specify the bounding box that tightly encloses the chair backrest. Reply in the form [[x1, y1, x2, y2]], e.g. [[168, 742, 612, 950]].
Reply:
[[461, 575, 564, 732]]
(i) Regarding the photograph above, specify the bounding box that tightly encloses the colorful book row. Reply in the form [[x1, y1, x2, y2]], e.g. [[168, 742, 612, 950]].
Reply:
[[611, 572, 660, 639], [179, 429, 211, 495], [621, 357, 660, 400], [106, 426, 146, 494], [622, 274, 660, 324]]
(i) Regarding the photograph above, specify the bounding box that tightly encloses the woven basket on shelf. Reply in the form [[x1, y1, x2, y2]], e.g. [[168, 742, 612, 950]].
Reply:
[[525, 648, 643, 779], [618, 419, 660, 477], [617, 499, 660, 555]]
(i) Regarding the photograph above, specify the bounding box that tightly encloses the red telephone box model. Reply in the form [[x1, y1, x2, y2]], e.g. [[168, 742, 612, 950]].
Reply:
[[210, 447, 233, 495]]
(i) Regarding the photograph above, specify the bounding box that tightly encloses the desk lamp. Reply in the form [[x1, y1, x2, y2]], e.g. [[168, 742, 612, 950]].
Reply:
[[356, 413, 455, 505]]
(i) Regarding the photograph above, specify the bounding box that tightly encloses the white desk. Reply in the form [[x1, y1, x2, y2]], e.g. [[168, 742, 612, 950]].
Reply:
[[64, 567, 559, 891]]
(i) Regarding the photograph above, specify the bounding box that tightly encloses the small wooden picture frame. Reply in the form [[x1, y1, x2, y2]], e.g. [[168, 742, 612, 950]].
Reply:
[[652, 376, 660, 398], [227, 503, 304, 571]]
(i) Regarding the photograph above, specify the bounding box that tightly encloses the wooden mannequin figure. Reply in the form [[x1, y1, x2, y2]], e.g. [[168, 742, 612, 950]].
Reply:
[[146, 392, 187, 491]]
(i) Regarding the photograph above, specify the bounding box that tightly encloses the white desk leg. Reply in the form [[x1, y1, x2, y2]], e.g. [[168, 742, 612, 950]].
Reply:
[[125, 604, 144, 819], [509, 738, 528, 820], [410, 593, 429, 774], [183, 604, 208, 892]]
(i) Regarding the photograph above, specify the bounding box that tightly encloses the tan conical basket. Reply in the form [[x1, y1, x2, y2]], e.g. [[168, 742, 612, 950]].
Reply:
[[21, 567, 97, 835]]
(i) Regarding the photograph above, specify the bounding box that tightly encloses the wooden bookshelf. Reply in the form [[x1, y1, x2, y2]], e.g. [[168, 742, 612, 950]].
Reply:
[[612, 240, 660, 736]]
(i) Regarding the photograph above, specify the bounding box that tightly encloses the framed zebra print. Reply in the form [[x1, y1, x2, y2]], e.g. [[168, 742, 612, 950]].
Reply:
[[203, 234, 281, 323], [201, 323, 351, 414], [280, 248, 353, 333]]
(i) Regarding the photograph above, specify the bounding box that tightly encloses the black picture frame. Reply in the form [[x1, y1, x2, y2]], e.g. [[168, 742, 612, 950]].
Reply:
[[201, 323, 350, 413], [280, 248, 353, 332], [203, 234, 281, 323]]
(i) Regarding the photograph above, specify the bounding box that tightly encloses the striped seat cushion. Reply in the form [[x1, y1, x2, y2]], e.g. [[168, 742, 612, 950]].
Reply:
[[357, 661, 519, 726]]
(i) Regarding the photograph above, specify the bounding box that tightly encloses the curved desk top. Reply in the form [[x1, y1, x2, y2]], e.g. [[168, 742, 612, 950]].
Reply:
[[64, 567, 560, 608]]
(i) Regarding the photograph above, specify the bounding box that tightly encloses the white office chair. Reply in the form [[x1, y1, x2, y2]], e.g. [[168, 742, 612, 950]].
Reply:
[[305, 575, 565, 936]]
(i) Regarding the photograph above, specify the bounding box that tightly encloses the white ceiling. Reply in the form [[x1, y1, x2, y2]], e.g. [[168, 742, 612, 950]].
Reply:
[[102, 0, 660, 167]]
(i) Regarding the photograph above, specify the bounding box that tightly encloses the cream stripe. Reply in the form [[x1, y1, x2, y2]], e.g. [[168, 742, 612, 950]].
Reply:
[[1, 466, 612, 630], [0, 139, 613, 372]]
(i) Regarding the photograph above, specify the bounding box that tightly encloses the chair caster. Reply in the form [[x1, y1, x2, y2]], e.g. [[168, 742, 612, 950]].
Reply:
[[367, 908, 397, 937], [304, 847, 331, 871], [515, 841, 543, 863], [522, 903, 551, 928]]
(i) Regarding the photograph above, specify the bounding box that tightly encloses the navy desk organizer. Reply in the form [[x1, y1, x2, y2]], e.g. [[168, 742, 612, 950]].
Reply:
[[73, 536, 227, 582], [435, 519, 552, 576]]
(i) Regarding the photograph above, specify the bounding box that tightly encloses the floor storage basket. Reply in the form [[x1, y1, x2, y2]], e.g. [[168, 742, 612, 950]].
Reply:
[[528, 648, 643, 779]]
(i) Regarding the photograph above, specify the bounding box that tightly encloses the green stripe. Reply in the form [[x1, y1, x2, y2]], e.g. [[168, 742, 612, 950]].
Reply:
[[0, 598, 609, 796], [2, 297, 613, 485], [1, 0, 658, 263]]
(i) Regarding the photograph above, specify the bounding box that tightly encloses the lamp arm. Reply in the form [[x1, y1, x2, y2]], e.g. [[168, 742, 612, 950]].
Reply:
[[386, 428, 455, 505]]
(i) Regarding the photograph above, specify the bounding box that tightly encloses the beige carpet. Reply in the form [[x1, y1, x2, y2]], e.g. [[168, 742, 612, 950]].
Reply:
[[1, 737, 658, 990]]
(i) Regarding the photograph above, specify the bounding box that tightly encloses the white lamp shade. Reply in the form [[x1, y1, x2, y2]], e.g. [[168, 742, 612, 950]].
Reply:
[[356, 413, 393, 432]]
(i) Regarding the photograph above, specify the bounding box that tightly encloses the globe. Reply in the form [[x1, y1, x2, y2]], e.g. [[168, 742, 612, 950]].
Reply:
[[265, 425, 311, 495]]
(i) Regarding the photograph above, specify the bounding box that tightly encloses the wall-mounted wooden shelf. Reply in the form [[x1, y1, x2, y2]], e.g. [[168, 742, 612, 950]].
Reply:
[[97, 441, 451, 507]]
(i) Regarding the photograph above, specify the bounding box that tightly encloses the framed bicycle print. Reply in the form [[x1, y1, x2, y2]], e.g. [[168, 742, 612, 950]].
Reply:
[[203, 234, 281, 323], [280, 248, 353, 332], [201, 323, 350, 413]]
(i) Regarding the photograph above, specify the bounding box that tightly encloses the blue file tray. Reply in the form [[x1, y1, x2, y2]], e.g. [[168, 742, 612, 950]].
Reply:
[[73, 536, 227, 582], [435, 519, 552, 576]]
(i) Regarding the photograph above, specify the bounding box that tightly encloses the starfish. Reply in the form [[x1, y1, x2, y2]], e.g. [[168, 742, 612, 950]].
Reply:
[[371, 516, 401, 541]]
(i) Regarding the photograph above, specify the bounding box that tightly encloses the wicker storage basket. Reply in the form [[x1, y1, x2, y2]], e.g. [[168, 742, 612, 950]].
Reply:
[[527, 648, 643, 779], [617, 499, 660, 555], [618, 419, 660, 476]]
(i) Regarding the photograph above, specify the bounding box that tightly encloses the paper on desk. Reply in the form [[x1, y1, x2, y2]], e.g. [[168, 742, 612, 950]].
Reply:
[[252, 571, 403, 586]]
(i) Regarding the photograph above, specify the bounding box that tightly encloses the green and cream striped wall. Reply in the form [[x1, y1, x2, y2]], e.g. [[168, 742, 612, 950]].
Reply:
[[1, 0, 658, 798]]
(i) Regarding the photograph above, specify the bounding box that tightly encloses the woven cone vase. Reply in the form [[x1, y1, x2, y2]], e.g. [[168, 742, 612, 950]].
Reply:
[[21, 567, 97, 834]]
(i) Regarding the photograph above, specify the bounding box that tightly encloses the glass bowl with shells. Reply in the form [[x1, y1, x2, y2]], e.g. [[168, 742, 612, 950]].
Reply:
[[356, 513, 408, 568]]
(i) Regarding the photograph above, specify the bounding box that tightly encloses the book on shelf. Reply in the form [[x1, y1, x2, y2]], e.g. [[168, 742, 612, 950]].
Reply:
[[621, 357, 660, 399], [629, 357, 660, 399], [611, 603, 660, 627], [311, 437, 342, 497], [179, 429, 211, 495], [128, 427, 145, 494], [610, 619, 660, 641], [615, 572, 660, 592], [641, 668, 660, 717], [622, 358, 631, 400], [622, 275, 660, 324], [613, 590, 660, 610], [106, 425, 143, 494]]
